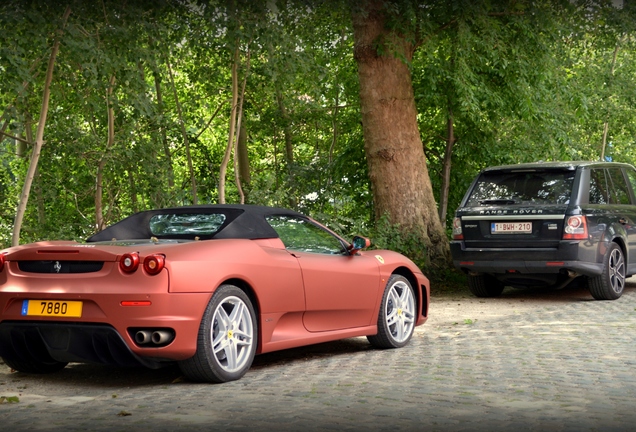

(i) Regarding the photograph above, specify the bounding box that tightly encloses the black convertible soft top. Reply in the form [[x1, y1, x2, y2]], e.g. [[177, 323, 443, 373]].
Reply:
[[87, 204, 307, 242]]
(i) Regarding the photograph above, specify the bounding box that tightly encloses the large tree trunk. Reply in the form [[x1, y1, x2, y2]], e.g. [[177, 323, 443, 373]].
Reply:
[[12, 6, 71, 246], [352, 1, 450, 270]]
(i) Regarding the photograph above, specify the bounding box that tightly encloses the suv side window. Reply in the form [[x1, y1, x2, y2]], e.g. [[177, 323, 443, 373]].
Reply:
[[589, 169, 609, 204], [608, 168, 631, 205], [626, 169, 636, 201]]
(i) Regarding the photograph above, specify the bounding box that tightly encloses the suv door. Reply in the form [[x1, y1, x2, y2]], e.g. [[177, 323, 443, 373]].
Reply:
[[581, 167, 636, 274], [607, 167, 636, 275]]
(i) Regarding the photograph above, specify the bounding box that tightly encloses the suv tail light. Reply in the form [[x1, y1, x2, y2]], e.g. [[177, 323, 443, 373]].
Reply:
[[563, 215, 588, 240], [452, 217, 463, 240]]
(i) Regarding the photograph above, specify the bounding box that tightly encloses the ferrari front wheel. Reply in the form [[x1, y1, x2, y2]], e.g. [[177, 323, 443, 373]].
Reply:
[[367, 274, 416, 349], [179, 284, 257, 383]]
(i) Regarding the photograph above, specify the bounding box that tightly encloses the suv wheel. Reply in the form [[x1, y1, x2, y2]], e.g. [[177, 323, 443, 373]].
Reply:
[[587, 243, 626, 300], [467, 274, 505, 297]]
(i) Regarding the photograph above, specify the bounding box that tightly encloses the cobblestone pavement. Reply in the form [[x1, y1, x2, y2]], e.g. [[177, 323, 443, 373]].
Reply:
[[2, 281, 636, 431]]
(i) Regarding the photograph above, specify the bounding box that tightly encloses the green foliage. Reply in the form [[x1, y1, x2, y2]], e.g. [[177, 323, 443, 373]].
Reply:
[[368, 214, 429, 273]]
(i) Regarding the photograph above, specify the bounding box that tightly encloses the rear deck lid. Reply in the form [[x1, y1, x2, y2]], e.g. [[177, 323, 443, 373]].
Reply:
[[3, 240, 187, 274]]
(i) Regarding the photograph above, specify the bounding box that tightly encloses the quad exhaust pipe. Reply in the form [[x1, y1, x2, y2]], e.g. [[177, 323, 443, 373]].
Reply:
[[133, 329, 175, 346]]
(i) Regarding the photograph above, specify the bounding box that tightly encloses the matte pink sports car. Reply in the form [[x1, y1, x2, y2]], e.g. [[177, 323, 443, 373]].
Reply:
[[0, 205, 429, 383]]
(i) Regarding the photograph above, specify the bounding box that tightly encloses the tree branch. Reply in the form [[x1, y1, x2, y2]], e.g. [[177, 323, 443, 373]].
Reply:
[[0, 130, 31, 145]]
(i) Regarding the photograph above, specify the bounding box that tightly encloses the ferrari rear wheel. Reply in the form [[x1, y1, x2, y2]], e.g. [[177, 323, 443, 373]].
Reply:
[[367, 274, 415, 349], [2, 356, 68, 374], [179, 284, 257, 383]]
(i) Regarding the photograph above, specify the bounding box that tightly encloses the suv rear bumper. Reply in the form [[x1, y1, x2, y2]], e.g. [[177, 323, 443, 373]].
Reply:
[[450, 240, 603, 277]]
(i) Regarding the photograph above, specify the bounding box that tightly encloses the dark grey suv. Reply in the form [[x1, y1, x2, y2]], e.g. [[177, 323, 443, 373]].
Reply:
[[450, 161, 636, 300]]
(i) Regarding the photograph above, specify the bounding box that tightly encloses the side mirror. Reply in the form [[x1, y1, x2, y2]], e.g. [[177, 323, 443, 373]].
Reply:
[[349, 236, 371, 255]]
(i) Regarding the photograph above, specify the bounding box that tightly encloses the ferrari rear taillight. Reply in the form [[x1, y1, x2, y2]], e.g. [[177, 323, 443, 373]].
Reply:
[[143, 254, 165, 275], [120, 252, 140, 273], [563, 215, 588, 240], [0, 253, 5, 272]]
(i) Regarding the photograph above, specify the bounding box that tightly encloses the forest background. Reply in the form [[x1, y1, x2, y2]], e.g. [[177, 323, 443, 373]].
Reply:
[[1, 0, 635, 283]]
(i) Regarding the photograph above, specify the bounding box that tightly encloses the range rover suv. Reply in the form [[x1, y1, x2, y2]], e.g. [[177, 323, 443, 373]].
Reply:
[[451, 161, 636, 300]]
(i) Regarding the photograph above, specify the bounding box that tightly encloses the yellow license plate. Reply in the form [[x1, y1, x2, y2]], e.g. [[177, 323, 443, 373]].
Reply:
[[21, 300, 83, 317]]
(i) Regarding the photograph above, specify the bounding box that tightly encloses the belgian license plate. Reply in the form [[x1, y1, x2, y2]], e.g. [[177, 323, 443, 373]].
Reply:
[[491, 222, 532, 234], [21, 300, 83, 317]]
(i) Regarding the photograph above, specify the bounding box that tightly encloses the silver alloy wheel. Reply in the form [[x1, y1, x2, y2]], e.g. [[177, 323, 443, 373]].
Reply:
[[608, 247, 626, 294], [211, 295, 254, 373], [384, 279, 415, 343]]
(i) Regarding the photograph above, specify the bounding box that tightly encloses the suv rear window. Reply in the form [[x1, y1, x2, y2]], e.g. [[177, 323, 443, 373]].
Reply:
[[466, 170, 575, 207]]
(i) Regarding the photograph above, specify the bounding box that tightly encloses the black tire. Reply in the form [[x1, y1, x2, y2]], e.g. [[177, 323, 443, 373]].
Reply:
[[467, 274, 504, 298], [2, 356, 67, 374], [367, 275, 416, 349], [178, 285, 257, 383], [588, 242, 626, 300]]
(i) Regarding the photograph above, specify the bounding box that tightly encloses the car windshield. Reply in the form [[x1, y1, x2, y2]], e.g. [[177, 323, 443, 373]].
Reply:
[[466, 170, 575, 206], [149, 213, 226, 236]]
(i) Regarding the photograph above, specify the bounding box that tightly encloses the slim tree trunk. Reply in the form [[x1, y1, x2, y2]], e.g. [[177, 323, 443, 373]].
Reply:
[[352, 0, 450, 270], [166, 56, 197, 204], [236, 114, 250, 187], [128, 169, 138, 213], [275, 88, 297, 209], [233, 49, 250, 205], [600, 39, 622, 161], [12, 6, 71, 246], [153, 69, 175, 190], [95, 74, 116, 232], [23, 121, 46, 225], [220, 46, 240, 204], [438, 105, 456, 228]]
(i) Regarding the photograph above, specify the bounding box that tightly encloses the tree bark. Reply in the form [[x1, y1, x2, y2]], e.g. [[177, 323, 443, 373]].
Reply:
[[12, 6, 71, 246], [352, 0, 450, 270]]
